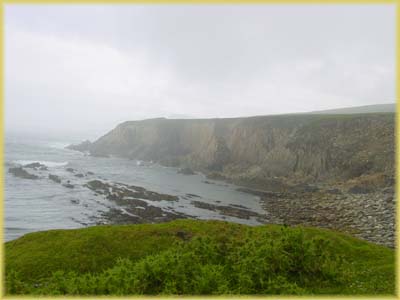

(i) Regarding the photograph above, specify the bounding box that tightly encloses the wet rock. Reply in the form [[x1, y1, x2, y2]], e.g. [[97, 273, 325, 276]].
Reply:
[[99, 208, 141, 224], [74, 173, 85, 178], [8, 167, 39, 180], [191, 200, 265, 220], [70, 199, 80, 204], [206, 172, 226, 180], [85, 180, 193, 225], [66, 140, 92, 152], [87, 171, 95, 175], [63, 183, 75, 189], [203, 180, 214, 184], [86, 180, 107, 191], [48, 174, 62, 183], [91, 152, 109, 158], [229, 204, 249, 209], [66, 168, 75, 173], [24, 162, 48, 170], [178, 167, 196, 175], [186, 193, 201, 198], [100, 203, 191, 225], [236, 187, 282, 198], [85, 180, 179, 201]]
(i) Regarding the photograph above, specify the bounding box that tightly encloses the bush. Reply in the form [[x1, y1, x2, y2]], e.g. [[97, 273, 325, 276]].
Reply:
[[7, 227, 352, 295]]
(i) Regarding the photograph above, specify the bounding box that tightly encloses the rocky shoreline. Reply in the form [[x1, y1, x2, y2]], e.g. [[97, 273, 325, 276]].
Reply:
[[8, 160, 395, 248], [80, 170, 397, 248], [255, 185, 395, 248]]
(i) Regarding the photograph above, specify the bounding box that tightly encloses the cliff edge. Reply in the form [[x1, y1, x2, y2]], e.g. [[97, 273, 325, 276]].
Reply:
[[86, 113, 394, 190]]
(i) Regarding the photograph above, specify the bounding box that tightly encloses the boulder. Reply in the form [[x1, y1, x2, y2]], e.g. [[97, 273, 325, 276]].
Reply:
[[63, 183, 75, 189], [178, 167, 196, 175], [66, 140, 92, 152], [8, 167, 39, 180], [24, 162, 48, 171], [48, 174, 62, 183]]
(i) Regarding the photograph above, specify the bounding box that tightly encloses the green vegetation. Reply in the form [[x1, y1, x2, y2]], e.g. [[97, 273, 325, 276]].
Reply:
[[5, 220, 394, 295]]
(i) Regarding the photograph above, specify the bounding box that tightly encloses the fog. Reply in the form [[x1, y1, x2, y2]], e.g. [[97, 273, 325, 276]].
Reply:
[[5, 4, 396, 138]]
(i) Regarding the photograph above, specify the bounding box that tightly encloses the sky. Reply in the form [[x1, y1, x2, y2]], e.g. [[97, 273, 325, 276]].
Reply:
[[5, 4, 396, 138]]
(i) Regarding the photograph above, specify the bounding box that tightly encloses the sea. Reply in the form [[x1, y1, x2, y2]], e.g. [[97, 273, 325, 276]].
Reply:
[[5, 132, 267, 242]]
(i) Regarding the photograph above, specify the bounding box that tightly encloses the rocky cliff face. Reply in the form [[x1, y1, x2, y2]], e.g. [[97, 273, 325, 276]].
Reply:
[[89, 114, 394, 190]]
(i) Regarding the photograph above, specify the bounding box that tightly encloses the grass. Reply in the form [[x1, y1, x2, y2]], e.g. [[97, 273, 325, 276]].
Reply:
[[5, 219, 395, 295]]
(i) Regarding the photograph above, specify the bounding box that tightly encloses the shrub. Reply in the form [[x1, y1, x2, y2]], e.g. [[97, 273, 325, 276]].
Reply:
[[7, 227, 351, 295]]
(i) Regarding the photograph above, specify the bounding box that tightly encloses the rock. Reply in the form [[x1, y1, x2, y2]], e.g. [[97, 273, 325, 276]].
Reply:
[[8, 167, 39, 180], [91, 152, 109, 158], [87, 171, 94, 175], [186, 193, 201, 198], [229, 204, 249, 209], [382, 187, 394, 194], [24, 162, 48, 171], [70, 199, 80, 204], [348, 185, 373, 194], [327, 188, 341, 194], [260, 185, 395, 248], [191, 200, 265, 220], [85, 180, 179, 202], [74, 173, 84, 178], [293, 184, 319, 193], [48, 174, 62, 183], [238, 187, 281, 198], [24, 162, 42, 168], [86, 180, 108, 191], [86, 114, 394, 191], [176, 230, 192, 241], [66, 168, 75, 173], [178, 167, 196, 175], [206, 172, 226, 180], [63, 183, 75, 189], [66, 140, 92, 152], [100, 202, 192, 225]]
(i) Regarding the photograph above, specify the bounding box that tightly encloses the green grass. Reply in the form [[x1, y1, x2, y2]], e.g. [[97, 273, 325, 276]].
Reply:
[[5, 219, 395, 295]]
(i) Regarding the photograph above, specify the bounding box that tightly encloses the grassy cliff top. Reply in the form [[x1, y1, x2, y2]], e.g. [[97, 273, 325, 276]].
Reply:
[[5, 220, 395, 295]]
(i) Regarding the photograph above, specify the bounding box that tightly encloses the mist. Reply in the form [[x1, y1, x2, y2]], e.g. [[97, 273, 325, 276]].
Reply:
[[5, 4, 396, 138]]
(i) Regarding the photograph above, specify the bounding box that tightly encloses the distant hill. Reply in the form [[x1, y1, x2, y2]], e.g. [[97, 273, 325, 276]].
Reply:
[[309, 103, 396, 114]]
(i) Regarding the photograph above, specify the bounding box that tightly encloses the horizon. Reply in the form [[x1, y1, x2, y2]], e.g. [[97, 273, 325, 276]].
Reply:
[[5, 102, 396, 142], [5, 4, 396, 136]]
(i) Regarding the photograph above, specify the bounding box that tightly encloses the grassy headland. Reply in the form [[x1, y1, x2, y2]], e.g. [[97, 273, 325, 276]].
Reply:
[[5, 219, 394, 295]]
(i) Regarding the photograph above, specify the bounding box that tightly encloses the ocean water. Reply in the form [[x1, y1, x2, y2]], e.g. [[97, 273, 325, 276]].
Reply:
[[5, 132, 267, 241]]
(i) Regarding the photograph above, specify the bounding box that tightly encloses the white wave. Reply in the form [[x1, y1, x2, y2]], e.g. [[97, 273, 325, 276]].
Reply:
[[14, 160, 68, 168]]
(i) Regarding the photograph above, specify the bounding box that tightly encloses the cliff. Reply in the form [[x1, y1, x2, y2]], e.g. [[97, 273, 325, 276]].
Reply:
[[88, 113, 394, 190]]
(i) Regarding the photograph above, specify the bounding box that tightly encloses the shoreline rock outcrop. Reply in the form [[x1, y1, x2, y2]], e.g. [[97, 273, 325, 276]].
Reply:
[[66, 140, 92, 152], [8, 167, 39, 180]]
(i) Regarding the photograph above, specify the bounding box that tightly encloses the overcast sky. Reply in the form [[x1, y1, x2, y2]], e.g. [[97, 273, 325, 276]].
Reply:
[[5, 4, 396, 138]]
